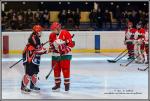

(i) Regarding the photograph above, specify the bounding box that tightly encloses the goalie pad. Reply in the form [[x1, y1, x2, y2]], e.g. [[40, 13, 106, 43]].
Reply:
[[31, 74, 37, 85], [22, 74, 30, 87]]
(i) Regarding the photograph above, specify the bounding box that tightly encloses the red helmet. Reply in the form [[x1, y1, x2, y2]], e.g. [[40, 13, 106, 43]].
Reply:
[[50, 22, 61, 30], [32, 25, 42, 33], [127, 21, 133, 26]]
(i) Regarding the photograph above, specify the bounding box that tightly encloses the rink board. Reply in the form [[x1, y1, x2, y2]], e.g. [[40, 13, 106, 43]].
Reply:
[[2, 31, 126, 54]]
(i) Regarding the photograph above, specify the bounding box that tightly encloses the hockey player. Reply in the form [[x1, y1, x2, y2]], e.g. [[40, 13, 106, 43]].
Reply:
[[21, 25, 47, 93], [144, 23, 149, 64], [134, 23, 146, 63], [48, 22, 75, 92], [124, 22, 136, 60]]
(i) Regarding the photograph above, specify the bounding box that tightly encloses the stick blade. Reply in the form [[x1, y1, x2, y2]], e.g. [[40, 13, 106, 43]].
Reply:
[[107, 60, 116, 63], [45, 77, 48, 80], [45, 75, 49, 80], [138, 67, 148, 71]]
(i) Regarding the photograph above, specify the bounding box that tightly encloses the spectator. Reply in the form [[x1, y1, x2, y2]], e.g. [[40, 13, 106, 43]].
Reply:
[[89, 9, 97, 27], [17, 10, 25, 30], [104, 9, 112, 29], [66, 10, 73, 23], [43, 9, 50, 29], [96, 8, 103, 28], [34, 9, 40, 24], [66, 10, 74, 28], [140, 11, 146, 26], [145, 12, 148, 25], [39, 11, 44, 27], [10, 11, 18, 30], [120, 11, 127, 29], [6, 9, 13, 28], [115, 5, 122, 29], [58, 10, 67, 27], [25, 9, 33, 28], [124, 10, 129, 23], [2, 11, 7, 31], [128, 10, 140, 28], [73, 8, 81, 29]]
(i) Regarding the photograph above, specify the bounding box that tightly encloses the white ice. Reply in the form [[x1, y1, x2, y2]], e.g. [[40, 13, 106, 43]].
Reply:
[[2, 53, 148, 99]]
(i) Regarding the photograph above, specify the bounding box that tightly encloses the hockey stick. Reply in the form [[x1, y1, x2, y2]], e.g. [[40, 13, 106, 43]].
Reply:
[[107, 49, 127, 63], [138, 66, 149, 71], [120, 55, 140, 67], [9, 40, 49, 69], [45, 56, 61, 80], [9, 58, 23, 68], [110, 52, 128, 63]]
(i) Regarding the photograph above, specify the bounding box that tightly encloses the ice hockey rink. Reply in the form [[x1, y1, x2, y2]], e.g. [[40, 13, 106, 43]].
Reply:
[[2, 53, 148, 99]]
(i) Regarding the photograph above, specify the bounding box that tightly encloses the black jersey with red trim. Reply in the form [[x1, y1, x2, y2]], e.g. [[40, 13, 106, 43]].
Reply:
[[22, 32, 41, 65]]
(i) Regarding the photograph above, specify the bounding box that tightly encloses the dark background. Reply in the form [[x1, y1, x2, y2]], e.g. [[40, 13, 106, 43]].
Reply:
[[3, 1, 148, 12]]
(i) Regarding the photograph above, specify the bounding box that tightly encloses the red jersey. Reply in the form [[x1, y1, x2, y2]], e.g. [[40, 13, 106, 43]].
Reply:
[[49, 29, 75, 56], [134, 28, 145, 40], [125, 28, 136, 41], [145, 29, 149, 44]]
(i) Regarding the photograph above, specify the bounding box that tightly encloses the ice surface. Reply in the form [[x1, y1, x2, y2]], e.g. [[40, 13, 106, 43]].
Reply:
[[2, 53, 148, 99]]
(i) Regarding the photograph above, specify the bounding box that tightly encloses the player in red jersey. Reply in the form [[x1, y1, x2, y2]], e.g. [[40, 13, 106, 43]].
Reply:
[[134, 23, 146, 63], [124, 22, 136, 60], [144, 23, 149, 64], [48, 22, 75, 92]]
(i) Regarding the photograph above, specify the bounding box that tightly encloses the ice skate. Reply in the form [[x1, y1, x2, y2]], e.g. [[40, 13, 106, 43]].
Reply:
[[21, 87, 31, 94], [52, 84, 60, 92], [30, 82, 40, 92], [64, 84, 70, 93]]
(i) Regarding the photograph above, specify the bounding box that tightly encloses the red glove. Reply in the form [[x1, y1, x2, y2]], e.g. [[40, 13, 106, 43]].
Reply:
[[34, 46, 47, 55], [58, 44, 71, 55]]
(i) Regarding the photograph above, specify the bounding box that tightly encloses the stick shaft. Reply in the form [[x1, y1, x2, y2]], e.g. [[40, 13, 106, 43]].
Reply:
[[9, 59, 23, 68], [115, 52, 128, 62], [125, 55, 140, 67], [46, 57, 61, 80], [9, 40, 49, 69], [114, 49, 127, 60]]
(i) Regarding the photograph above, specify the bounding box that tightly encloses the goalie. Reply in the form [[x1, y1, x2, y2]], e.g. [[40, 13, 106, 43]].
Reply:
[[21, 25, 47, 93], [48, 22, 75, 92]]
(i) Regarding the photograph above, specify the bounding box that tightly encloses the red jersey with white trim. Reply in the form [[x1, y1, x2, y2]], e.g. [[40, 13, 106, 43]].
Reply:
[[49, 29, 75, 55], [134, 28, 145, 41], [125, 28, 136, 41]]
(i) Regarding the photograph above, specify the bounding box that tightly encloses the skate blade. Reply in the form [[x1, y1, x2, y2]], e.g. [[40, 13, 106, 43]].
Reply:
[[138, 68, 148, 71], [64, 90, 69, 93], [52, 88, 60, 92], [120, 64, 126, 67], [21, 90, 31, 94], [107, 60, 116, 63], [30, 89, 40, 93], [136, 62, 144, 64]]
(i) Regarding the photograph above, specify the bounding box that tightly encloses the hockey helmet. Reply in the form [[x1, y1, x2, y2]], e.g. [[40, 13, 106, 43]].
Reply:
[[32, 25, 43, 33], [50, 22, 61, 30]]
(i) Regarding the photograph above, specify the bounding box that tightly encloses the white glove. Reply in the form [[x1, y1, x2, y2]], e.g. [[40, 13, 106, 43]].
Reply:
[[53, 39, 65, 50]]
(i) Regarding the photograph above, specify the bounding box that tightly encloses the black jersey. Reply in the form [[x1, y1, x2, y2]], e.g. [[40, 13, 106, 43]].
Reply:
[[23, 32, 41, 65]]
